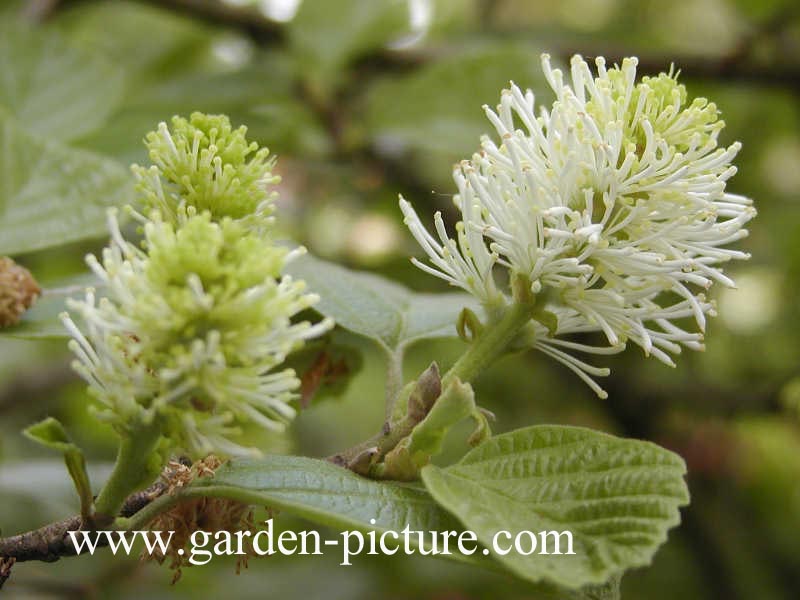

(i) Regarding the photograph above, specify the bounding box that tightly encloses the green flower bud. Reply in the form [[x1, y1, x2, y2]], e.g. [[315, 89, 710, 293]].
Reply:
[[132, 112, 280, 233]]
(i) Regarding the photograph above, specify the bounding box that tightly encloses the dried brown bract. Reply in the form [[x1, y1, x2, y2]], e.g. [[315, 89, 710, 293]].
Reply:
[[142, 456, 258, 583], [0, 257, 40, 328]]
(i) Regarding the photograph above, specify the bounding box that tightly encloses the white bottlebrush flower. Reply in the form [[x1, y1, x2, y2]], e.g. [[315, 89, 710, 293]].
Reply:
[[61, 211, 332, 457], [401, 54, 756, 397]]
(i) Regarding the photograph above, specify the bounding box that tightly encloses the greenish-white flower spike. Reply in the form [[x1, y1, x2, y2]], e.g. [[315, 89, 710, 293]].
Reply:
[[401, 54, 756, 398], [63, 114, 332, 457], [63, 212, 331, 456], [132, 112, 280, 232]]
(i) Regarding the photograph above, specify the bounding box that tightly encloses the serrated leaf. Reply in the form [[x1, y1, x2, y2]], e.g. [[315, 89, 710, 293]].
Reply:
[[1, 273, 99, 339], [0, 23, 124, 143], [0, 114, 133, 256], [285, 252, 479, 352], [23, 417, 93, 520], [188, 454, 621, 595], [421, 425, 689, 589]]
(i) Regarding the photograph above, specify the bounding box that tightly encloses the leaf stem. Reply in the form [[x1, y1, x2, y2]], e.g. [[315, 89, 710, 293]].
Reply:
[[384, 347, 405, 419]]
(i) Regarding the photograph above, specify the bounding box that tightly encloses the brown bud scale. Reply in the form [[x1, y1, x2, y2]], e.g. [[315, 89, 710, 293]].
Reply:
[[0, 257, 41, 327]]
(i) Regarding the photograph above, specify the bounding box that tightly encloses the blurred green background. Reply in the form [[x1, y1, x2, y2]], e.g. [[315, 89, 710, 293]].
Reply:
[[1, 0, 799, 598]]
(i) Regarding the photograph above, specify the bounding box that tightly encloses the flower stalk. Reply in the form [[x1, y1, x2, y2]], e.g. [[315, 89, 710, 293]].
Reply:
[[92, 418, 163, 525], [444, 278, 540, 386]]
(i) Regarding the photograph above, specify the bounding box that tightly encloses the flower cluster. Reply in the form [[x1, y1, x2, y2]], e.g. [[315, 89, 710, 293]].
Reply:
[[132, 112, 280, 234], [63, 113, 331, 456], [401, 54, 755, 397]]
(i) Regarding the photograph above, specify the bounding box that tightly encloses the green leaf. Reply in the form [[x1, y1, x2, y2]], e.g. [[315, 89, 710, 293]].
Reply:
[[363, 42, 546, 188], [535, 575, 622, 600], [24, 417, 93, 521], [0, 113, 133, 256], [77, 58, 331, 165], [24, 417, 76, 453], [1, 273, 99, 339], [406, 378, 488, 455], [56, 0, 214, 82], [0, 23, 124, 143], [192, 455, 467, 548], [184, 454, 621, 596], [59, 3, 329, 165], [288, 0, 410, 94], [379, 377, 490, 480], [286, 252, 479, 353], [421, 425, 689, 589]]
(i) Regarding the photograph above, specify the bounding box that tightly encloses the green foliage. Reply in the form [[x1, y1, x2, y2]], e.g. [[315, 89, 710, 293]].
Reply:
[[192, 454, 465, 547], [286, 252, 479, 353], [0, 1, 796, 598], [0, 114, 133, 256], [0, 24, 124, 142], [380, 378, 490, 479], [182, 453, 626, 599], [363, 42, 547, 186], [422, 425, 689, 588], [288, 0, 410, 94], [56, 0, 213, 82], [0, 19, 137, 255], [23, 417, 93, 520]]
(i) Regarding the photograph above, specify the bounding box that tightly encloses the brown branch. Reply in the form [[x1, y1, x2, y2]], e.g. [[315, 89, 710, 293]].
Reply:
[[0, 515, 83, 564], [0, 479, 167, 567], [0, 557, 14, 591], [44, 0, 283, 42]]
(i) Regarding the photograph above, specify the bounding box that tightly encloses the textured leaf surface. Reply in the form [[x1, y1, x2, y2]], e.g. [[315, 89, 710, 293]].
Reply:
[[192, 454, 622, 596], [194, 455, 462, 536], [0, 115, 132, 255], [422, 425, 689, 588]]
